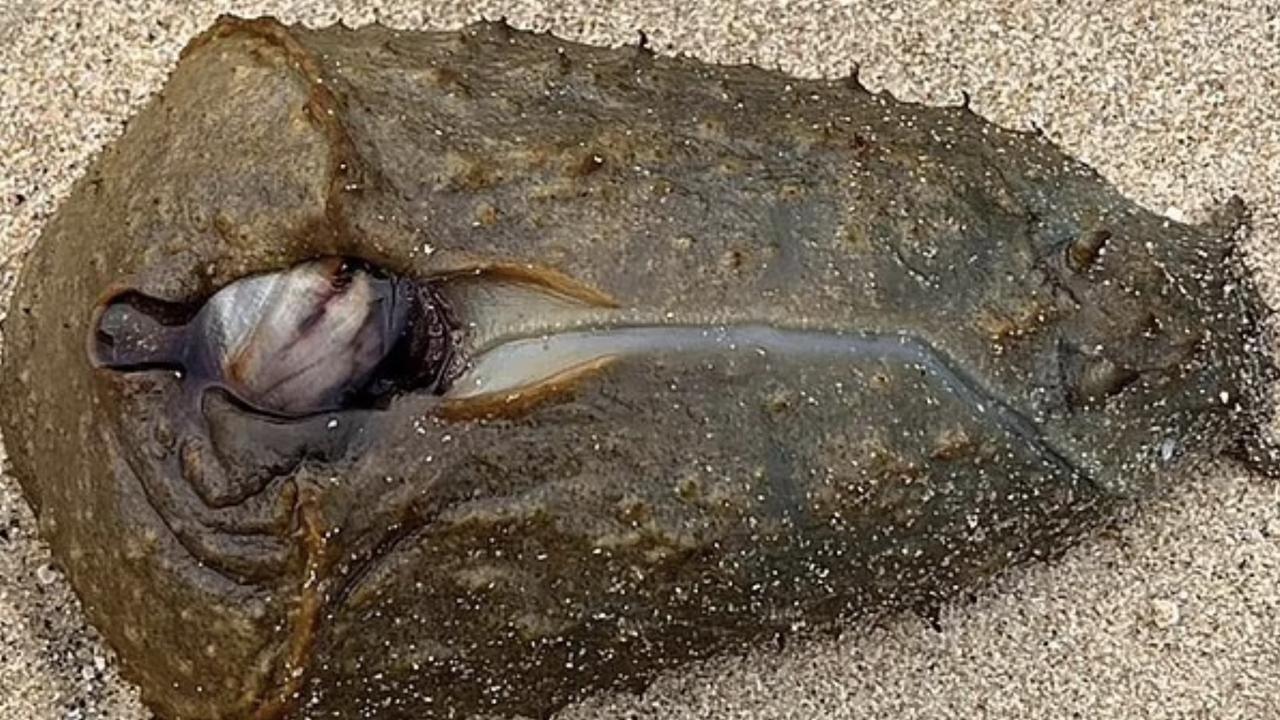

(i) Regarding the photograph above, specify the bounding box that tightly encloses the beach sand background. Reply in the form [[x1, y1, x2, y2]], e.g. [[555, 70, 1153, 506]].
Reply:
[[1, 1, 1278, 718]]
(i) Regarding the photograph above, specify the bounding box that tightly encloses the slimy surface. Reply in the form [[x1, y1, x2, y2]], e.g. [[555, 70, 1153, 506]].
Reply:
[[451, 323, 1088, 483]]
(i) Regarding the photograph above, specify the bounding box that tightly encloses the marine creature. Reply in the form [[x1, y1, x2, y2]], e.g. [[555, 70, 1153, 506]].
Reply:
[[1, 15, 1276, 720]]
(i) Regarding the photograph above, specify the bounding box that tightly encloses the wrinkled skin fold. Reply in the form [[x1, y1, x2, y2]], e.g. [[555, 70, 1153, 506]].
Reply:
[[1, 15, 1276, 720]]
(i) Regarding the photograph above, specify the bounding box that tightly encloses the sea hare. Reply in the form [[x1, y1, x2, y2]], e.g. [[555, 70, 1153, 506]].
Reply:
[[1, 15, 1276, 720]]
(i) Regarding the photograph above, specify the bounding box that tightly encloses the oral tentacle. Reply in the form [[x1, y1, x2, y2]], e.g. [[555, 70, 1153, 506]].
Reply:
[[89, 291, 195, 371]]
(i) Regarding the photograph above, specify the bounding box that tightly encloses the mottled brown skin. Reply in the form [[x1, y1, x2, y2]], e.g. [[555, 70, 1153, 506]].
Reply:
[[1, 15, 1276, 720]]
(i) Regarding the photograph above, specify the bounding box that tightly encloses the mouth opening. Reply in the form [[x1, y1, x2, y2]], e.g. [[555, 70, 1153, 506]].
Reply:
[[87, 256, 625, 419]]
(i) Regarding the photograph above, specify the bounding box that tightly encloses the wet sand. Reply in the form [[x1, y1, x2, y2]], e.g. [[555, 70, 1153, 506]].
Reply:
[[2, 2, 1278, 718]]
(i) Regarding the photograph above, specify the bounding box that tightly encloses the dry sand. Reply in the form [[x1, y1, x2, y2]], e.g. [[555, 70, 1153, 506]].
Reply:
[[2, 1, 1279, 718]]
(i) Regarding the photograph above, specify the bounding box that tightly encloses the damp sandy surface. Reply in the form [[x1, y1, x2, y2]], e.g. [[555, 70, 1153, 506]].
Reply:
[[2, 2, 1278, 718]]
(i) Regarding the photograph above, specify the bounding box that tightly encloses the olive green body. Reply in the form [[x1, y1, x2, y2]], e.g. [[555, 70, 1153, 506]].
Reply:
[[0, 16, 1274, 720]]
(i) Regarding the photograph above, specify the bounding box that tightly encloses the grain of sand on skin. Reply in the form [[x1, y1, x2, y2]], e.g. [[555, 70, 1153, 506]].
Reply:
[[2, 2, 1278, 718]]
